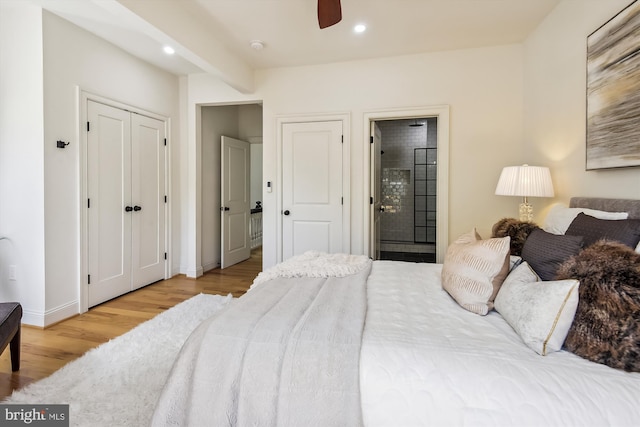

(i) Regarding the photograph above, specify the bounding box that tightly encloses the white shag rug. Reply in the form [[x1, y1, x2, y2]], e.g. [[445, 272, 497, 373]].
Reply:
[[3, 293, 233, 427]]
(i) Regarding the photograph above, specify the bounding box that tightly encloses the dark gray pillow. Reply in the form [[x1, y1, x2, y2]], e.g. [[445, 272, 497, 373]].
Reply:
[[565, 213, 640, 249], [521, 229, 583, 280]]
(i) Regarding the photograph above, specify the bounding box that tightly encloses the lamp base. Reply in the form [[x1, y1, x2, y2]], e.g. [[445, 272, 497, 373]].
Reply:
[[519, 201, 533, 222]]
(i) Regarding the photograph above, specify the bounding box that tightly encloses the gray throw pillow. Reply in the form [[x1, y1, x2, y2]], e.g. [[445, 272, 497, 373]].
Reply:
[[521, 229, 583, 280], [565, 213, 640, 249]]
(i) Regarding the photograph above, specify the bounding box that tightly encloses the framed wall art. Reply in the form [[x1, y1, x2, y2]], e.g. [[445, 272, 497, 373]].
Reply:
[[586, 0, 640, 170]]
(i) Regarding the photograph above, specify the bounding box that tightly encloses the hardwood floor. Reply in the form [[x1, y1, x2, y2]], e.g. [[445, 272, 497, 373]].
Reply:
[[0, 248, 262, 400]]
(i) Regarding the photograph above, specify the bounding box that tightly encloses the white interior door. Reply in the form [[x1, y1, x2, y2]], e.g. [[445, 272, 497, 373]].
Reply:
[[282, 121, 343, 260], [371, 122, 382, 260], [87, 101, 166, 306], [221, 136, 251, 268], [131, 113, 166, 289], [87, 101, 132, 305]]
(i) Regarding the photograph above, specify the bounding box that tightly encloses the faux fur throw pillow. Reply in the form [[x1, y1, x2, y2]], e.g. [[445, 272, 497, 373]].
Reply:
[[492, 218, 540, 256], [555, 240, 640, 372]]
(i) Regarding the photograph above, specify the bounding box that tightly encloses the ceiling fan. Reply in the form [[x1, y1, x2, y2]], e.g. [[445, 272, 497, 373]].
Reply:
[[318, 0, 342, 29]]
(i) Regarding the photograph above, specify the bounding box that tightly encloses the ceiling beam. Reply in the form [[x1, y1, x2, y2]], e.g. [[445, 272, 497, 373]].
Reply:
[[113, 0, 255, 93]]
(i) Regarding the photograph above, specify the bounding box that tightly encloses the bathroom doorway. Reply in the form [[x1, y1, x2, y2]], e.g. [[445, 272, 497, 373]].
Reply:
[[375, 117, 437, 263]]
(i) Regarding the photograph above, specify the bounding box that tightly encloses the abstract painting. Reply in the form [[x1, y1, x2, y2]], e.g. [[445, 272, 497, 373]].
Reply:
[[587, 0, 640, 170]]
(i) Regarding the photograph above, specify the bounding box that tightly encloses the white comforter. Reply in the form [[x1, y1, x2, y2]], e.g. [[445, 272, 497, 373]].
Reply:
[[360, 261, 640, 427]]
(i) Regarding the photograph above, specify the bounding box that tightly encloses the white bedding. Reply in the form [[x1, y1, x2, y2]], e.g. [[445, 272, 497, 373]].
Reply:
[[360, 261, 640, 427], [153, 253, 371, 427], [153, 256, 640, 426]]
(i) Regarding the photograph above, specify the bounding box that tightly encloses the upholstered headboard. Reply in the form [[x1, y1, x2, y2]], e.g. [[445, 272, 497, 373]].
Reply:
[[570, 197, 640, 220]]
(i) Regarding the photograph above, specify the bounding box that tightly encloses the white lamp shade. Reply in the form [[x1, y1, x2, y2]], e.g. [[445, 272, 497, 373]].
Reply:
[[495, 165, 554, 198]]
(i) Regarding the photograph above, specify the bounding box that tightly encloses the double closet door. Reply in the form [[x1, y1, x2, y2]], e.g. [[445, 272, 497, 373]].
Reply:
[[87, 100, 166, 307]]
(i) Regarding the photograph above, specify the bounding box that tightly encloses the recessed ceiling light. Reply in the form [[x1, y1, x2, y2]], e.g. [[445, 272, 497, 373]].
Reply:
[[163, 46, 175, 55], [354, 24, 366, 33]]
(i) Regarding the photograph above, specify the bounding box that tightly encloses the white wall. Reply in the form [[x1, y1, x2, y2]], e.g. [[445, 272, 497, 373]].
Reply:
[[0, 5, 181, 326], [240, 104, 264, 211], [524, 0, 640, 210], [0, 2, 46, 324], [182, 4, 640, 275], [257, 46, 525, 267], [184, 44, 524, 270], [250, 144, 263, 210], [7, 0, 633, 327], [238, 104, 264, 142], [41, 12, 180, 324]]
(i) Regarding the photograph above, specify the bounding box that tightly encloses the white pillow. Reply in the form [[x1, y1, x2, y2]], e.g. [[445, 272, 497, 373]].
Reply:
[[495, 262, 579, 356], [441, 228, 510, 316], [509, 255, 522, 271], [543, 203, 628, 235]]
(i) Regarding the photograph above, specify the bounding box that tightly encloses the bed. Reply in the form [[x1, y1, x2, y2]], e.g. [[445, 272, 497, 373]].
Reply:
[[153, 197, 640, 427]]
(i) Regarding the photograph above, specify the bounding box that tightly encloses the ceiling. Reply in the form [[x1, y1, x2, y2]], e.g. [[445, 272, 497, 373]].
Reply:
[[33, 0, 562, 92]]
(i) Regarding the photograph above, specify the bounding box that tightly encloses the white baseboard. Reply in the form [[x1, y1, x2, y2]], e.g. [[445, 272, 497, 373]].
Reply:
[[22, 300, 78, 327], [21, 308, 45, 328], [181, 265, 204, 278], [202, 260, 220, 273], [45, 300, 79, 326]]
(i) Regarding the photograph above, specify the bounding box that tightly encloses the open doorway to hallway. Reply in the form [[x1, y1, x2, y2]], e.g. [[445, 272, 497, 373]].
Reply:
[[200, 103, 263, 272]]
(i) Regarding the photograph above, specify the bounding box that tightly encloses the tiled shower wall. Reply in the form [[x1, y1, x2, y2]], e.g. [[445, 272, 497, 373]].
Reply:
[[378, 118, 437, 243]]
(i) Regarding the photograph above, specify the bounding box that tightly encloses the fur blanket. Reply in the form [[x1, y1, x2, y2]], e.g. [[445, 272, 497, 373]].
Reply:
[[491, 218, 540, 256], [556, 241, 640, 372]]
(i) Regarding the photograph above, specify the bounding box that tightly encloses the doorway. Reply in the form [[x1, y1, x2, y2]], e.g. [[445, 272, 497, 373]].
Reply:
[[364, 106, 449, 264], [376, 118, 437, 263], [200, 104, 263, 271]]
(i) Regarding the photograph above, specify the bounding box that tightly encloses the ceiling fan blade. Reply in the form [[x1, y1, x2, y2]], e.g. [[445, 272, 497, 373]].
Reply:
[[318, 0, 342, 29]]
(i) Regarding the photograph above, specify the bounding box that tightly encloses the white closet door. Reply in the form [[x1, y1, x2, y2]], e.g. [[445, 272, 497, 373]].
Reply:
[[131, 113, 166, 289], [87, 101, 132, 306], [87, 101, 166, 306], [282, 121, 343, 260]]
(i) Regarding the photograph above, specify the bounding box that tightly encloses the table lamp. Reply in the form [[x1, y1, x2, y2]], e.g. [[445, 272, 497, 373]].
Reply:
[[495, 164, 554, 222]]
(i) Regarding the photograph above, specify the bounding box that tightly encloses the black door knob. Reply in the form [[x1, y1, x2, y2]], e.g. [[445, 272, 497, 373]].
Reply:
[[283, 210, 290, 216], [125, 206, 133, 212], [133, 205, 142, 212]]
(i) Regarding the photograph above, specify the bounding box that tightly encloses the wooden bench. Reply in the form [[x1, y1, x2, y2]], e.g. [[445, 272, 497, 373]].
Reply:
[[0, 302, 22, 371]]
